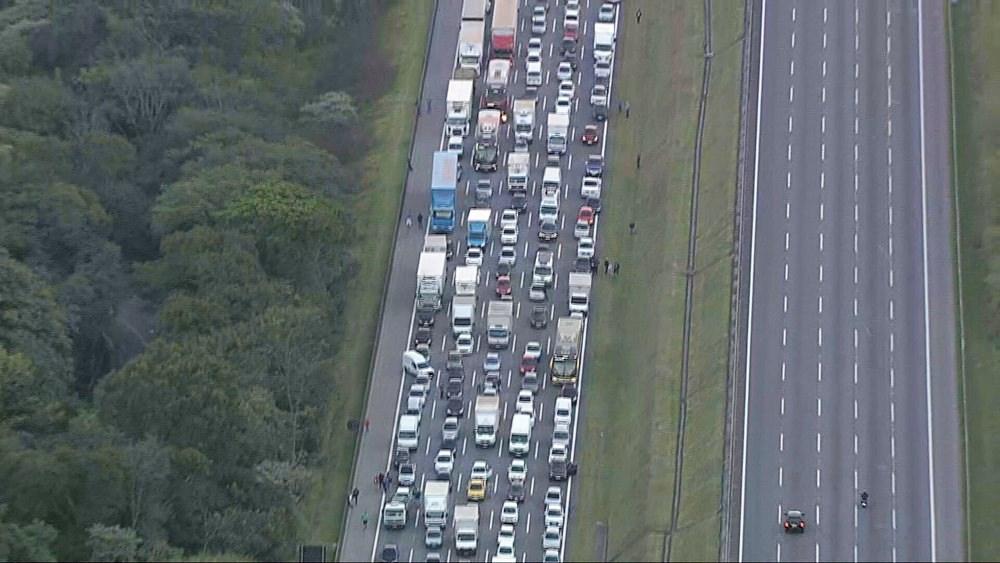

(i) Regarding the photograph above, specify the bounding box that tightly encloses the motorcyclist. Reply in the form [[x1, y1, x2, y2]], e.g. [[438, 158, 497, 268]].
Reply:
[[860, 491, 869, 507]]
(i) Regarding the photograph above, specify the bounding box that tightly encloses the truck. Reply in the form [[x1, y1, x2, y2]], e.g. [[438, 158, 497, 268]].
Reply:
[[507, 152, 530, 193], [452, 295, 477, 336], [461, 0, 487, 21], [474, 391, 501, 447], [453, 504, 480, 555], [512, 99, 536, 143], [382, 489, 408, 529], [475, 109, 501, 143], [482, 59, 511, 117], [490, 0, 517, 58], [568, 272, 592, 315], [423, 233, 453, 259], [486, 300, 513, 349], [457, 21, 485, 75], [430, 151, 459, 233], [551, 316, 584, 384], [454, 265, 479, 296], [424, 480, 450, 528], [416, 251, 447, 310], [593, 22, 616, 64], [446, 79, 475, 137], [547, 112, 570, 154], [473, 110, 501, 172], [466, 208, 492, 248]]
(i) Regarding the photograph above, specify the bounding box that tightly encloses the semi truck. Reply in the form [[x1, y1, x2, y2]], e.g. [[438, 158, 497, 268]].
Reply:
[[593, 22, 616, 64], [454, 265, 479, 296], [507, 152, 530, 192], [482, 59, 511, 118], [512, 99, 535, 143], [461, 0, 487, 21], [547, 112, 570, 154], [453, 504, 480, 555], [446, 79, 475, 137], [473, 110, 501, 172], [568, 272, 592, 315], [430, 151, 458, 233], [474, 390, 501, 447], [457, 20, 485, 75], [490, 0, 517, 58], [551, 316, 584, 384], [466, 208, 492, 248], [452, 295, 477, 336], [416, 251, 447, 310], [486, 300, 513, 349], [424, 480, 450, 528]]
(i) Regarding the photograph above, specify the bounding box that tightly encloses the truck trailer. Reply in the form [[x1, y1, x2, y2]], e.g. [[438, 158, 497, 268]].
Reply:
[[486, 300, 513, 349], [474, 391, 501, 447], [490, 0, 517, 58], [416, 251, 447, 310], [454, 265, 479, 296], [547, 112, 570, 154], [507, 152, 530, 192], [457, 21, 485, 75], [567, 272, 592, 315], [551, 316, 584, 384], [461, 0, 487, 21], [446, 79, 475, 137], [512, 98, 536, 143], [453, 504, 480, 554], [430, 151, 459, 233], [423, 480, 450, 529]]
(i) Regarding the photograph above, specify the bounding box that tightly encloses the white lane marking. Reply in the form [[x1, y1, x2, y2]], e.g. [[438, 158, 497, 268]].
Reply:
[[779, 466, 783, 486]]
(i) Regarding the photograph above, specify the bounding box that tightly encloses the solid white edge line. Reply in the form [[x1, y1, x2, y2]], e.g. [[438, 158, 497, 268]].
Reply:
[[916, 2, 938, 560], [739, 0, 767, 560]]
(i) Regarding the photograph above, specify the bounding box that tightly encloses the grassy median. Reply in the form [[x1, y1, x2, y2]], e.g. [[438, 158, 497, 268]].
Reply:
[[297, 0, 432, 546], [949, 4, 1000, 561], [568, 2, 743, 561]]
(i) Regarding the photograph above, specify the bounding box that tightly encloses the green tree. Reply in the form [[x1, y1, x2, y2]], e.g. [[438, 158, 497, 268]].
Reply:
[[0, 75, 75, 135], [86, 523, 141, 563], [0, 504, 57, 562]]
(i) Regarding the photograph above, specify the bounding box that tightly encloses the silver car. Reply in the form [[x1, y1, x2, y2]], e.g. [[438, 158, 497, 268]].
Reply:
[[532, 6, 547, 34]]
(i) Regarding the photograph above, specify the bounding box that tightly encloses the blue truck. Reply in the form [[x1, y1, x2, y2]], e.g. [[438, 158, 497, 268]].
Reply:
[[466, 208, 492, 248], [431, 151, 459, 233]]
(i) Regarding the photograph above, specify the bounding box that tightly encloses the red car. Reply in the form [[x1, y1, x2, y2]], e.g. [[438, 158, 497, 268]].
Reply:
[[577, 205, 595, 225], [581, 124, 600, 145], [496, 274, 512, 299], [520, 354, 540, 375]]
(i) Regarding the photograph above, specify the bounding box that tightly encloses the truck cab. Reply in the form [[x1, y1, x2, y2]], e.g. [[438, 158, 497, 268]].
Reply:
[[466, 209, 492, 248]]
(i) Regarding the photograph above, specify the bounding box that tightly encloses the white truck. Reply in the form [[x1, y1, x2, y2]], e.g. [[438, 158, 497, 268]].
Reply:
[[513, 99, 536, 144], [452, 295, 477, 336], [424, 480, 450, 528], [423, 233, 451, 258], [458, 20, 485, 75], [454, 265, 479, 296], [568, 272, 593, 315], [547, 112, 570, 154], [453, 504, 480, 555], [461, 0, 487, 21], [474, 391, 501, 447], [593, 22, 616, 64], [416, 251, 447, 310], [382, 490, 407, 529], [446, 79, 475, 137], [507, 152, 530, 192], [486, 300, 513, 349]]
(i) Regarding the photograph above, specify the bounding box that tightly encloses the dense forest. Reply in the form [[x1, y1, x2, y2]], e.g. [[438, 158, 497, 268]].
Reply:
[[0, 0, 396, 559]]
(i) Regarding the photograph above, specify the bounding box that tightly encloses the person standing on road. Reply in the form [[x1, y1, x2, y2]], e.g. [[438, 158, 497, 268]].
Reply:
[[636, 153, 641, 169], [614, 262, 621, 276], [417, 213, 423, 228], [351, 488, 360, 506], [405, 214, 412, 229], [364, 418, 370, 432], [636, 9, 643, 23], [629, 221, 636, 234], [362, 512, 369, 529], [604, 259, 610, 274]]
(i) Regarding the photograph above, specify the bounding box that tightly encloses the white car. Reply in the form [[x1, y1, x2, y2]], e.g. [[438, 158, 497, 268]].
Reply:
[[532, 6, 547, 34], [524, 340, 542, 360], [581, 177, 602, 198], [407, 384, 427, 410], [599, 2, 616, 22], [543, 526, 562, 550], [466, 246, 483, 265], [498, 523, 516, 549], [552, 423, 571, 448], [554, 95, 572, 115], [591, 84, 608, 106], [558, 79, 575, 100], [565, 1, 580, 20], [595, 59, 612, 79], [557, 61, 573, 81], [500, 208, 519, 230], [543, 548, 561, 563], [456, 332, 474, 355], [434, 448, 454, 477], [545, 503, 564, 529], [564, 12, 579, 30], [527, 37, 543, 58], [544, 486, 563, 507], [574, 220, 591, 239], [525, 52, 542, 72], [516, 389, 534, 416], [577, 237, 595, 259], [495, 545, 517, 563], [554, 397, 573, 427], [471, 460, 493, 481], [508, 459, 528, 482], [500, 500, 519, 524], [501, 224, 518, 245], [549, 443, 568, 464], [499, 245, 517, 266], [447, 135, 464, 158]]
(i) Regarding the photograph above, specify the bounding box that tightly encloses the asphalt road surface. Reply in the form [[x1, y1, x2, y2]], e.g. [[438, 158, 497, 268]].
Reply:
[[733, 1, 962, 562], [339, 0, 623, 561]]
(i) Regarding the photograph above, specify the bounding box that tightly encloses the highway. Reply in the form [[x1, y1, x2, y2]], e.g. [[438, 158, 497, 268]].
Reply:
[[733, 1, 963, 562], [339, 0, 622, 561]]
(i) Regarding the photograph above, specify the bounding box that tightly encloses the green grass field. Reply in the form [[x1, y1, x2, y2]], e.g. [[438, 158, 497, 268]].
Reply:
[[949, 3, 1000, 561], [297, 0, 432, 548], [567, 2, 743, 561]]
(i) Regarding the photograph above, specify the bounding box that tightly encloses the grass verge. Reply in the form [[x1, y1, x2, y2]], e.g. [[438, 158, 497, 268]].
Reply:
[[296, 0, 432, 547], [567, 1, 743, 561], [949, 3, 1000, 561]]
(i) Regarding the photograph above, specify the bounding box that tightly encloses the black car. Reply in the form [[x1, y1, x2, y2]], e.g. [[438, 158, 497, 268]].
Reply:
[[585, 154, 604, 177], [446, 397, 465, 417], [473, 142, 499, 172], [530, 306, 548, 329], [381, 544, 399, 563], [446, 351, 463, 375], [574, 257, 592, 273], [495, 262, 511, 278], [414, 326, 432, 347], [446, 377, 463, 399], [483, 371, 502, 391], [593, 103, 607, 122], [560, 383, 578, 405], [538, 219, 559, 241], [549, 459, 568, 481], [586, 196, 603, 213], [416, 305, 435, 327], [511, 190, 528, 213], [508, 480, 526, 502]]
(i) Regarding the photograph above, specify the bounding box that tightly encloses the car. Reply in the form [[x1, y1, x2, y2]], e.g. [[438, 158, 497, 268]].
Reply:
[[564, 12, 580, 32], [552, 423, 571, 448], [495, 274, 512, 299], [446, 351, 463, 375], [545, 503, 565, 529], [586, 154, 605, 176], [500, 224, 518, 245], [525, 52, 542, 71], [398, 462, 416, 486], [591, 83, 608, 106], [578, 205, 596, 225], [434, 449, 454, 477], [577, 237, 595, 259], [471, 460, 493, 481], [521, 371, 541, 394], [408, 383, 428, 410], [561, 383, 579, 405], [426, 553, 442, 563], [516, 389, 534, 416], [784, 509, 807, 533], [466, 246, 483, 266], [381, 544, 399, 563], [524, 340, 543, 360], [532, 6, 547, 34], [565, 0, 580, 19], [455, 332, 474, 355], [508, 480, 526, 502], [534, 245, 555, 285], [442, 416, 460, 443], [595, 59, 612, 79], [495, 261, 511, 278], [599, 2, 616, 22], [558, 79, 575, 100], [483, 352, 501, 374], [511, 191, 528, 212], [527, 37, 543, 58], [549, 459, 568, 481], [499, 245, 517, 266], [508, 459, 527, 482], [544, 486, 563, 507], [413, 327, 432, 355], [586, 196, 603, 214], [447, 397, 465, 417], [494, 545, 517, 563], [549, 443, 568, 464], [574, 220, 591, 239], [557, 61, 573, 81], [554, 397, 573, 426], [475, 179, 492, 206], [482, 373, 501, 393], [447, 135, 464, 158], [500, 500, 519, 524], [416, 305, 435, 327], [538, 219, 559, 241], [554, 95, 572, 115], [581, 124, 600, 145], [498, 523, 516, 549], [529, 282, 548, 302], [500, 208, 518, 230], [467, 477, 487, 501], [530, 305, 548, 328], [520, 354, 540, 374], [543, 525, 562, 550], [574, 256, 593, 273], [543, 548, 561, 563], [446, 376, 463, 399], [425, 526, 444, 549], [593, 102, 608, 122]]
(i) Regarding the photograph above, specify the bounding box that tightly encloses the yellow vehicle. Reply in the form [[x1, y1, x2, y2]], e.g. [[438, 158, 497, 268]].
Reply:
[[467, 477, 487, 501]]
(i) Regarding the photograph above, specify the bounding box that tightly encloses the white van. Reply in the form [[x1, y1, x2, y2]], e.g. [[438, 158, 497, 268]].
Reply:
[[542, 166, 561, 194], [539, 192, 560, 224], [403, 350, 433, 378], [553, 397, 573, 427], [398, 414, 421, 450], [508, 413, 533, 457]]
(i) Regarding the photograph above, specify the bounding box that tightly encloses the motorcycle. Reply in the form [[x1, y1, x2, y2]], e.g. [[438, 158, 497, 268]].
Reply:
[[860, 492, 869, 509]]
